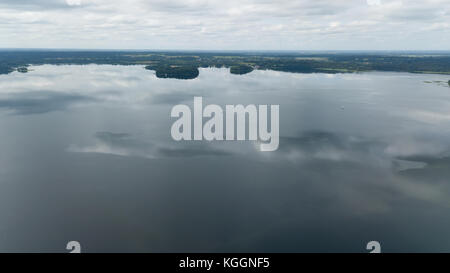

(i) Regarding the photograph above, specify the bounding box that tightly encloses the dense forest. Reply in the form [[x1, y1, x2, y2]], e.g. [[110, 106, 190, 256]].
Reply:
[[1, 50, 450, 79], [230, 64, 254, 75], [145, 64, 199, 79]]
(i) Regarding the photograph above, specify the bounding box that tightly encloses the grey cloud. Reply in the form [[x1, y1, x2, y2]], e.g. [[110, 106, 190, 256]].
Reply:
[[68, 131, 155, 158], [94, 132, 151, 150], [0, 0, 448, 50], [268, 0, 357, 17], [149, 91, 199, 105], [386, 7, 442, 21], [277, 131, 388, 165], [157, 145, 232, 157], [69, 131, 232, 158], [141, 0, 213, 15], [397, 155, 450, 181], [0, 91, 95, 114], [277, 130, 450, 178], [0, 0, 86, 9]]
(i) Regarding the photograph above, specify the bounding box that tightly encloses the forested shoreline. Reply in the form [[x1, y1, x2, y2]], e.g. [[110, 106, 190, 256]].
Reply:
[[1, 50, 450, 79]]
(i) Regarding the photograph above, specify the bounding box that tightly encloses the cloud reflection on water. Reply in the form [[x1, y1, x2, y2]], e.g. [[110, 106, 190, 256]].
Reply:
[[0, 65, 450, 252]]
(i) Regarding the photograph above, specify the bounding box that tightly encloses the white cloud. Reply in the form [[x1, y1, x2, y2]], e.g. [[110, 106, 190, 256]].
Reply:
[[0, 0, 448, 49], [367, 0, 382, 6], [66, 0, 82, 6]]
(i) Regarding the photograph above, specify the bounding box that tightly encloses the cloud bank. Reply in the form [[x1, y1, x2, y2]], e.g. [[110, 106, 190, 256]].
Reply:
[[0, 0, 449, 50]]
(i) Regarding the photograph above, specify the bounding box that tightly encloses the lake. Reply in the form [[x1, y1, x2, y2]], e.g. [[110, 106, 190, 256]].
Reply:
[[0, 64, 449, 252]]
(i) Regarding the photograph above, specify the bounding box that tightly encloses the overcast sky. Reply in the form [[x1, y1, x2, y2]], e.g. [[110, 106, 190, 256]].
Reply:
[[0, 0, 449, 50]]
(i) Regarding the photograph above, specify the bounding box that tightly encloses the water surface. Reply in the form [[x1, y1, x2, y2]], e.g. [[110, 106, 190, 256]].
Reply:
[[0, 65, 449, 252]]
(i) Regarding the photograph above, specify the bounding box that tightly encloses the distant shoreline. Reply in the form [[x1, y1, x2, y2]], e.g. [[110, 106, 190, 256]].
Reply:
[[2, 50, 450, 79]]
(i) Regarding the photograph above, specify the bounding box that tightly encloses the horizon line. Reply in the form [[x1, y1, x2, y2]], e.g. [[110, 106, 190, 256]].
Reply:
[[1, 48, 450, 53]]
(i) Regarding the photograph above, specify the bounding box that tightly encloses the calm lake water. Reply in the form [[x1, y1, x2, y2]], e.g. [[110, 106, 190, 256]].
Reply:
[[0, 64, 449, 252]]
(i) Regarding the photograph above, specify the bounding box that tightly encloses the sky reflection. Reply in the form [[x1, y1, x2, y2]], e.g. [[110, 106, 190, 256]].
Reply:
[[0, 65, 449, 252]]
